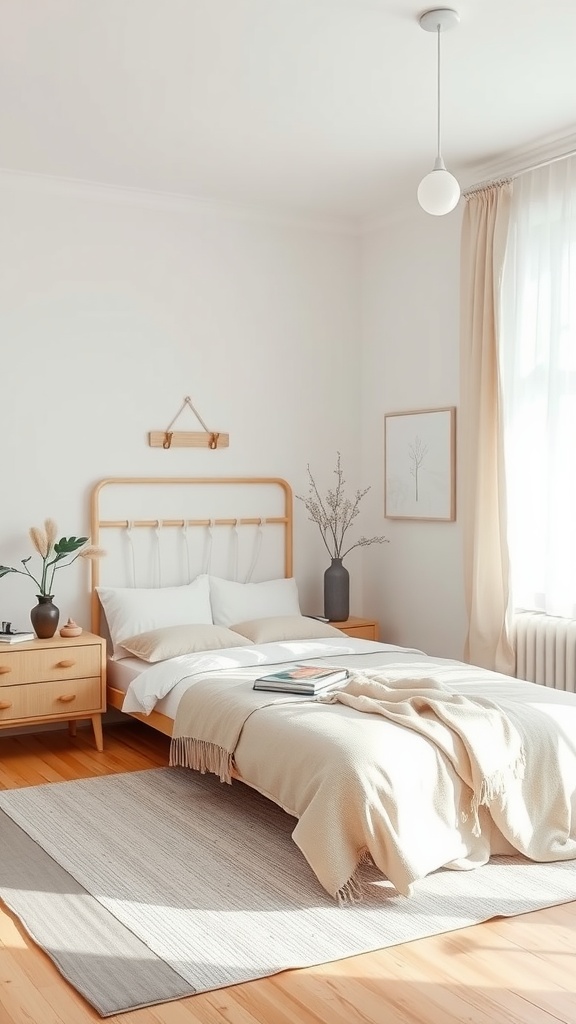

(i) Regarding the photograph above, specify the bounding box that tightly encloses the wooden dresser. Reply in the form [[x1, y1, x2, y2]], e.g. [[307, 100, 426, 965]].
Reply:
[[0, 631, 106, 750]]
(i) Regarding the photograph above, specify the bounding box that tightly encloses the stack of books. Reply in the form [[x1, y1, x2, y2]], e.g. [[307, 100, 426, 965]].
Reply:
[[253, 664, 349, 695], [0, 630, 35, 644]]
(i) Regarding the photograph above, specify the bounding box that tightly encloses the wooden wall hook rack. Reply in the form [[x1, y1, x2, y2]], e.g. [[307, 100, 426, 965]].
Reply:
[[149, 430, 229, 450], [149, 396, 229, 450]]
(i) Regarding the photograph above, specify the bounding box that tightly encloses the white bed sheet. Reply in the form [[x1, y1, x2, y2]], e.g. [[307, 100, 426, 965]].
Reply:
[[107, 656, 149, 693], [108, 656, 195, 720]]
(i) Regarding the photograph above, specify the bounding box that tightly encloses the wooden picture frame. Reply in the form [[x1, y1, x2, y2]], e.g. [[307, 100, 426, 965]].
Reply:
[[384, 407, 456, 521]]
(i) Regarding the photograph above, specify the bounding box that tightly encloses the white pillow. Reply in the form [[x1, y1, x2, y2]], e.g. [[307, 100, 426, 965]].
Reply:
[[120, 624, 253, 663], [231, 615, 344, 644], [97, 575, 213, 658], [209, 576, 301, 628]]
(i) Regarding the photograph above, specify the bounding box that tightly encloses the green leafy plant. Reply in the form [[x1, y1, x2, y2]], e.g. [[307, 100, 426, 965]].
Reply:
[[0, 518, 105, 597], [297, 452, 388, 560]]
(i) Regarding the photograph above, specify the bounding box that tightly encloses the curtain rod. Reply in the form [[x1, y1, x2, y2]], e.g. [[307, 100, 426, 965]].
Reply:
[[462, 145, 576, 197]]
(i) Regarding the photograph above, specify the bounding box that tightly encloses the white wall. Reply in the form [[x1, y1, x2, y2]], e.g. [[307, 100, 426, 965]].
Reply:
[[0, 174, 470, 661], [0, 177, 362, 631], [360, 208, 467, 659]]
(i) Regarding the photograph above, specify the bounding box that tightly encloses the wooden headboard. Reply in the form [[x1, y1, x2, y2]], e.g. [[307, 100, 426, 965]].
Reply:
[[89, 476, 293, 636]]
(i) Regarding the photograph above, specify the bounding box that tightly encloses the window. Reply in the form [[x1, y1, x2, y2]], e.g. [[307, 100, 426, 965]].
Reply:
[[500, 156, 576, 617]]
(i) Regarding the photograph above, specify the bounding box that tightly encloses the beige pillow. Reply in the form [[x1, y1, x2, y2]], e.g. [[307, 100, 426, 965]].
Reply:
[[120, 624, 254, 663], [230, 615, 344, 644]]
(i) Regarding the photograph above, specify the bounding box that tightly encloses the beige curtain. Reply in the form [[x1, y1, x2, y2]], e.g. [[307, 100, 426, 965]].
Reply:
[[460, 182, 515, 674]]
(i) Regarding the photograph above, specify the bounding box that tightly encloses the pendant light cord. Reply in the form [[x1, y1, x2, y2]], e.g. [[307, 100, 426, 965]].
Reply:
[[436, 24, 442, 163]]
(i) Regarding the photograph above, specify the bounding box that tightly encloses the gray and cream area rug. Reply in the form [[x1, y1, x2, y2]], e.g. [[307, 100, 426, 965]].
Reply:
[[1, 768, 575, 1018]]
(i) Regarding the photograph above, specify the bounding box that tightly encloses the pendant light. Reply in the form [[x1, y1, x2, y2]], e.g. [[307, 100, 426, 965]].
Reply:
[[417, 8, 460, 216]]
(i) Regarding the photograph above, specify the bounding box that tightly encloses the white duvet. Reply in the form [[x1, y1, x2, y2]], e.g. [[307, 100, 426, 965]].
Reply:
[[122, 637, 576, 899], [121, 637, 426, 715]]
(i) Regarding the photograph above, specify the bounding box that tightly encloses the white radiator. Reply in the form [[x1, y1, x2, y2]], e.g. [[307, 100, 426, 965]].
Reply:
[[513, 611, 576, 692]]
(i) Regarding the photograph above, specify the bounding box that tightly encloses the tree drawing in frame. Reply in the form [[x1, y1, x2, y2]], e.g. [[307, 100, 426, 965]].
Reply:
[[408, 435, 429, 502], [385, 407, 456, 521]]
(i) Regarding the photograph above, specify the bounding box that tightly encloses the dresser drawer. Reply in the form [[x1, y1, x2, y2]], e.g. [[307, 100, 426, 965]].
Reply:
[[342, 624, 379, 640], [0, 644, 101, 687], [0, 676, 103, 723]]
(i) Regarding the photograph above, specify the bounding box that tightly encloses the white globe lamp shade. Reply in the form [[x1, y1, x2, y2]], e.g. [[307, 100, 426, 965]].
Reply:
[[418, 165, 461, 216]]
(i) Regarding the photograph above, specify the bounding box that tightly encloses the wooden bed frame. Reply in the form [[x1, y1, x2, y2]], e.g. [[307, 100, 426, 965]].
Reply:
[[90, 476, 293, 738]]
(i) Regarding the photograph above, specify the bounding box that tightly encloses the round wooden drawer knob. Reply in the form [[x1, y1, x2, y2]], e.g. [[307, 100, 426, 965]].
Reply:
[[0, 666, 11, 675], [57, 694, 76, 703], [0, 700, 12, 710], [56, 659, 76, 669]]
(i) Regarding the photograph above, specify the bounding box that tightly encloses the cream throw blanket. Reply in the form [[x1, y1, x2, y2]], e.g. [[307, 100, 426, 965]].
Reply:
[[317, 674, 526, 837], [171, 670, 576, 900]]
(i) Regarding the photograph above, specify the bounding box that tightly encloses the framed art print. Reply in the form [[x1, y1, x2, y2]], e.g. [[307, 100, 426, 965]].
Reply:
[[384, 407, 456, 521]]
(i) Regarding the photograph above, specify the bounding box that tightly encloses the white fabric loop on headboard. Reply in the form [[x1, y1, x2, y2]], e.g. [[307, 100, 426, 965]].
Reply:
[[125, 521, 137, 588], [201, 520, 215, 576], [182, 522, 193, 583], [245, 518, 265, 583], [154, 520, 163, 587], [229, 519, 240, 581]]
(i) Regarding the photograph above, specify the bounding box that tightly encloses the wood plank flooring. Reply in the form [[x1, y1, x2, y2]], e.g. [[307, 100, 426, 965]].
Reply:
[[1, 721, 575, 1024]]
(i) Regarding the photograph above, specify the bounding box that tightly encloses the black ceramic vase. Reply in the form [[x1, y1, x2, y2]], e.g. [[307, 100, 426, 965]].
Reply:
[[323, 558, 350, 622], [30, 595, 60, 639]]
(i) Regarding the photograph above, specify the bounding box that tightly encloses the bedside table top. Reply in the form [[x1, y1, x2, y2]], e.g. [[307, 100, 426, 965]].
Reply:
[[329, 616, 377, 628], [0, 631, 105, 652]]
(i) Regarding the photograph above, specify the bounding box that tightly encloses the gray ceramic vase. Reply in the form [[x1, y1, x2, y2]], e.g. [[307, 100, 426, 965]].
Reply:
[[30, 595, 60, 639], [323, 558, 349, 622]]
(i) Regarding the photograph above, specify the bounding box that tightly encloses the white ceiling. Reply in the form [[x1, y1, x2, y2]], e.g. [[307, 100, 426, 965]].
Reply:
[[2, 0, 576, 223]]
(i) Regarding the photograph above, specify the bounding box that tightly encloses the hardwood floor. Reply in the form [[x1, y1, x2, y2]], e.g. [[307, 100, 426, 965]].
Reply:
[[1, 721, 575, 1024]]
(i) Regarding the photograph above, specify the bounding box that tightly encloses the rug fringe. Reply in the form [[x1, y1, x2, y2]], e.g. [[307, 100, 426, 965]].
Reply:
[[170, 737, 234, 784]]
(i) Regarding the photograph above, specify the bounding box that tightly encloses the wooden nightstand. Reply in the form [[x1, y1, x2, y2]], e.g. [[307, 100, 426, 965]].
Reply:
[[0, 631, 106, 750], [331, 616, 379, 641]]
